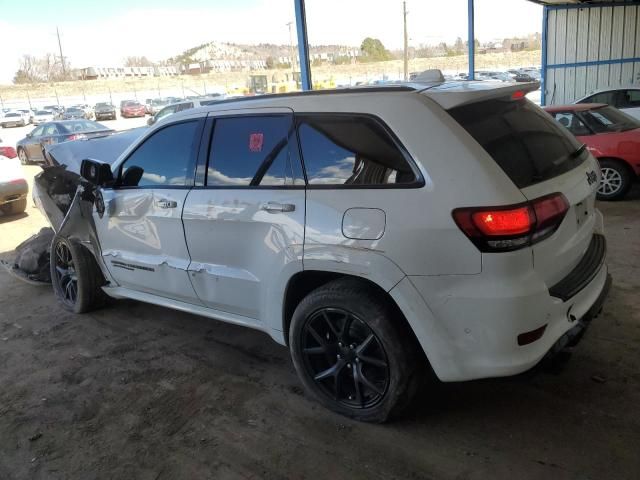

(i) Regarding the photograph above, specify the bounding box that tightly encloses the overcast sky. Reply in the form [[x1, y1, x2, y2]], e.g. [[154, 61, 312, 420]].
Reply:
[[0, 0, 542, 85]]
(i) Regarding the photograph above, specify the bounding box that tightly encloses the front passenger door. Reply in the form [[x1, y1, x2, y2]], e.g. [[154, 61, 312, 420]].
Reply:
[[94, 118, 204, 304]]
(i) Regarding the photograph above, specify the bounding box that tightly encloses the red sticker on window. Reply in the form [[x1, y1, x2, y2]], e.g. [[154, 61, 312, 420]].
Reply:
[[249, 133, 264, 152]]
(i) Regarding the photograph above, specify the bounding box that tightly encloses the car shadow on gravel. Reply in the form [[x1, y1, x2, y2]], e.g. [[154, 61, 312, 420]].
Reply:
[[1, 227, 638, 480], [0, 211, 28, 223]]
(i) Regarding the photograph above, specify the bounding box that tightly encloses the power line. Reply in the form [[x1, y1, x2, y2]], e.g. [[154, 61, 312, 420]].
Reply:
[[403, 1, 409, 81], [286, 21, 296, 72], [56, 27, 66, 78]]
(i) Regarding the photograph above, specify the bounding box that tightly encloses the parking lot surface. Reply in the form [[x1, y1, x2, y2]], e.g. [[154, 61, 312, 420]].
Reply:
[[0, 159, 638, 478]]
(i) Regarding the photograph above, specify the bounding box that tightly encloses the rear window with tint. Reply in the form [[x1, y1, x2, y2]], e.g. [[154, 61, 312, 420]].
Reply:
[[448, 97, 586, 189], [297, 114, 419, 186]]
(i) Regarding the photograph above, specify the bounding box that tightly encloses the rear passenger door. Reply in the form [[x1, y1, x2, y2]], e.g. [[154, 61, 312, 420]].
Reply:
[[182, 109, 305, 323]]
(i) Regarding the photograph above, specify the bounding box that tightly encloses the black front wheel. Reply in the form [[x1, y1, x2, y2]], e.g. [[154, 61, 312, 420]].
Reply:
[[50, 235, 107, 313], [289, 278, 423, 422]]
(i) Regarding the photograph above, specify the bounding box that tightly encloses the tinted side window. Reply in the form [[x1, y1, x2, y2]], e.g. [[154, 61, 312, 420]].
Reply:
[[621, 90, 640, 108], [553, 112, 590, 136], [585, 91, 619, 107], [31, 126, 45, 137], [177, 102, 194, 112], [43, 124, 60, 136], [120, 121, 199, 187], [297, 115, 418, 186], [207, 115, 302, 187]]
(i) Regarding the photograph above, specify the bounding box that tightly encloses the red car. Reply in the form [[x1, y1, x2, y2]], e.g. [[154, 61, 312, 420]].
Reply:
[[121, 101, 146, 118], [544, 103, 640, 200]]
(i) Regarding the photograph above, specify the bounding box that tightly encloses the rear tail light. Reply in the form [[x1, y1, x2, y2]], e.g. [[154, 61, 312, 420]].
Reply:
[[452, 193, 569, 252], [0, 146, 17, 158], [8, 179, 26, 185], [66, 134, 86, 141]]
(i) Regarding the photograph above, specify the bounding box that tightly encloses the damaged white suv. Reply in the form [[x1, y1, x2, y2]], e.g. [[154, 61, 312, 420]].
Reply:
[[34, 82, 611, 422]]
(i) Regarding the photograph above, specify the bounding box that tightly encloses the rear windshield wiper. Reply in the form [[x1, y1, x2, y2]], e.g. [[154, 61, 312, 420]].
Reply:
[[570, 144, 587, 158]]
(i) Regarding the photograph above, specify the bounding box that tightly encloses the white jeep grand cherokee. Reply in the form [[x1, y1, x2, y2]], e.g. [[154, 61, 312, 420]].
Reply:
[[35, 82, 610, 422]]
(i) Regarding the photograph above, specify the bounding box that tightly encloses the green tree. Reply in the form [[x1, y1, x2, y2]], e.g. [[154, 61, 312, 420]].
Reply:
[[454, 37, 465, 54], [360, 37, 392, 61], [265, 56, 275, 69]]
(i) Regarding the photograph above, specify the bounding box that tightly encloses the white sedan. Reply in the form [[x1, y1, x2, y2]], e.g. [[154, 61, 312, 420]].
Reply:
[[1, 112, 27, 128], [0, 156, 28, 215], [32, 110, 55, 125], [576, 86, 640, 120]]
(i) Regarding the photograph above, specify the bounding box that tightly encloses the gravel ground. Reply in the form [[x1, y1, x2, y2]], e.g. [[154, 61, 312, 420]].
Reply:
[[0, 151, 638, 479]]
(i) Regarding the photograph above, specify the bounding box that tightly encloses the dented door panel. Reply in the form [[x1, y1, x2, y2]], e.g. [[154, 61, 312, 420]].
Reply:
[[95, 188, 201, 304], [183, 188, 305, 321]]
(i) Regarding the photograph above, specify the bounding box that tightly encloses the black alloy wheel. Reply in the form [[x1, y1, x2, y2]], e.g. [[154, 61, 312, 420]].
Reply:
[[300, 307, 390, 409], [54, 240, 78, 308]]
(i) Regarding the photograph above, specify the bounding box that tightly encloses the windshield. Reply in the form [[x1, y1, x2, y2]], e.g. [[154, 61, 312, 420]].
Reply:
[[5, 113, 20, 117], [66, 108, 82, 113], [36, 110, 50, 115], [448, 96, 586, 189], [96, 103, 111, 108], [581, 105, 640, 133]]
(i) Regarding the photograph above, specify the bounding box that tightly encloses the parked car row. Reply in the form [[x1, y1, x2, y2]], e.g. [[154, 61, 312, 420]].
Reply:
[[15, 120, 113, 165]]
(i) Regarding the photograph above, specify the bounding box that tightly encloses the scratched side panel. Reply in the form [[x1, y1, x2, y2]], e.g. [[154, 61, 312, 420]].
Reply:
[[96, 188, 201, 304]]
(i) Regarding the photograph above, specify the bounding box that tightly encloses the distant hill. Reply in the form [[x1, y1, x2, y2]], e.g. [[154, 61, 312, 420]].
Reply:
[[166, 41, 359, 65]]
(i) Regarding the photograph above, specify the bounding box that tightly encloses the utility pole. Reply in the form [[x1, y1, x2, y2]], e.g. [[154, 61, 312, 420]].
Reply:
[[56, 27, 66, 79], [403, 1, 409, 82], [0, 94, 4, 111], [286, 21, 296, 73]]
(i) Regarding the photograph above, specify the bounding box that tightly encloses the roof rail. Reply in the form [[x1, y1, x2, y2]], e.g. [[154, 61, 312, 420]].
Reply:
[[206, 85, 418, 106]]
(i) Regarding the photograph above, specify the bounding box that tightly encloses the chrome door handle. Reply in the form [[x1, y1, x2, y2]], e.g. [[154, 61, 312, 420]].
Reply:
[[156, 199, 178, 209], [260, 202, 295, 213]]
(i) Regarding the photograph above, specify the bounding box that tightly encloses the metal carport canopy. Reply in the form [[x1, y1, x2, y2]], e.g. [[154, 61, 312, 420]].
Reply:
[[292, 0, 479, 89], [530, 0, 640, 105], [291, 0, 636, 93]]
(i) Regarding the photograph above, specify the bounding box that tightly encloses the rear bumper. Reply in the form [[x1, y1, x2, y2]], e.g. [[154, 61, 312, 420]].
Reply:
[[0, 180, 28, 205], [539, 272, 611, 365], [390, 246, 611, 382]]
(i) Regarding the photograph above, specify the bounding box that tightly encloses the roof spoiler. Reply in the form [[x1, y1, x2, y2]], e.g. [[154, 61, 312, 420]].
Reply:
[[422, 81, 541, 110]]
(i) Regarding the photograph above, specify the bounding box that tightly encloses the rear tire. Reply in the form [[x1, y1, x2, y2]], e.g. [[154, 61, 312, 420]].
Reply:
[[50, 235, 106, 313], [597, 159, 633, 201], [1, 198, 27, 215], [289, 278, 423, 423]]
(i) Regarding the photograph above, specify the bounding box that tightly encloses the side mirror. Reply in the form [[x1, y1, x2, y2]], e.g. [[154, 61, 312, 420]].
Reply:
[[80, 158, 114, 186], [147, 116, 155, 126], [26, 132, 32, 139]]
